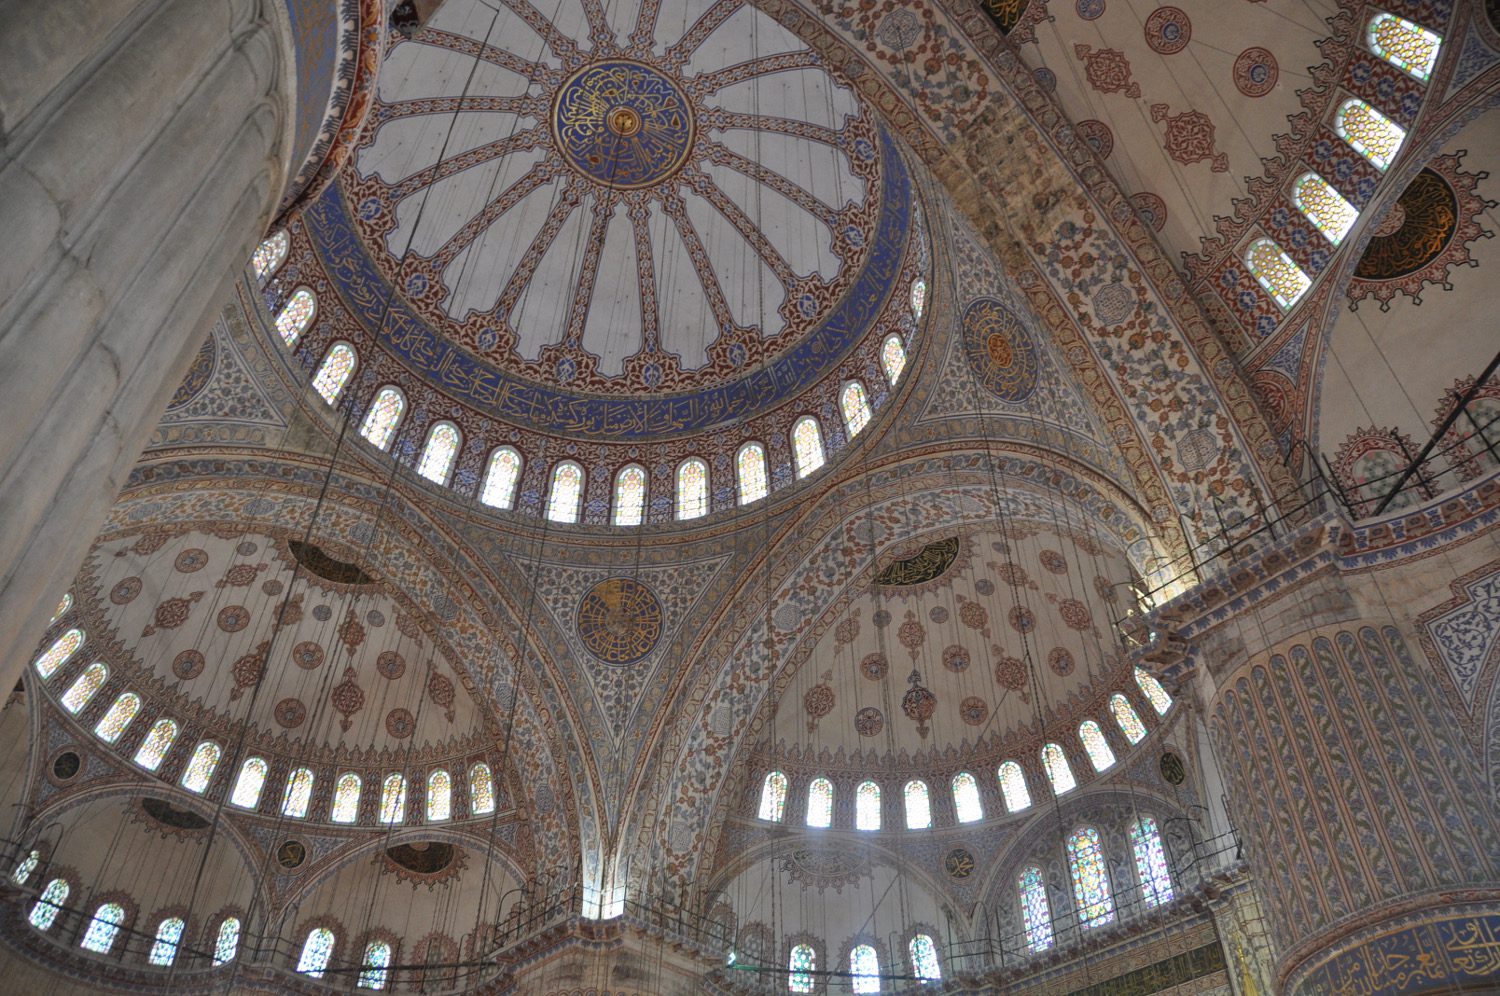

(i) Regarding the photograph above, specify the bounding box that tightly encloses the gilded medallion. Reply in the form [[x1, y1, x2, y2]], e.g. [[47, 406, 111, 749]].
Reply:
[[577, 577, 664, 665], [552, 60, 695, 189]]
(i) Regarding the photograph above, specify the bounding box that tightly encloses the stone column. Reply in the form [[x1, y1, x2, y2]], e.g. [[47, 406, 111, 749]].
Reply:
[[0, 0, 294, 678]]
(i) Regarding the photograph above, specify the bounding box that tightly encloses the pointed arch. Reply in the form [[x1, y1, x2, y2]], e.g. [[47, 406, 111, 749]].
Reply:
[[331, 772, 362, 823], [1067, 826, 1116, 927], [149, 917, 186, 966], [952, 772, 983, 823], [360, 386, 406, 451], [736, 442, 768, 505], [881, 333, 907, 384], [904, 779, 932, 829], [282, 768, 315, 818], [855, 780, 881, 830], [806, 777, 833, 828], [840, 380, 871, 437], [312, 342, 358, 404], [1042, 743, 1076, 795], [1293, 173, 1358, 246], [546, 461, 585, 523], [35, 628, 83, 679], [427, 769, 451, 821], [29, 878, 69, 930], [252, 230, 290, 281], [231, 757, 268, 809], [80, 902, 127, 953], [791, 416, 824, 478], [380, 773, 407, 823], [481, 446, 523, 509], [1368, 13, 1440, 80], [296, 927, 337, 977], [469, 762, 495, 815], [1131, 815, 1174, 907], [1135, 667, 1173, 715], [181, 740, 222, 793], [614, 464, 647, 526], [1336, 98, 1406, 171], [1079, 720, 1116, 772], [909, 932, 941, 981], [758, 771, 787, 822], [60, 661, 107, 713], [676, 457, 709, 520], [1245, 238, 1311, 309], [213, 916, 241, 964], [1111, 694, 1147, 743], [133, 718, 179, 771], [997, 760, 1032, 813], [417, 421, 461, 485], [1018, 866, 1053, 952], [94, 693, 140, 743], [275, 288, 317, 346]]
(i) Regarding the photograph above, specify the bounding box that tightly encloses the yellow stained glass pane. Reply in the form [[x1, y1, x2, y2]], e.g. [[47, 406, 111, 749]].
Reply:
[[841, 381, 871, 437], [614, 465, 646, 526], [252, 231, 290, 281], [1337, 99, 1405, 171], [1294, 173, 1359, 245], [312, 343, 356, 404], [792, 418, 824, 478], [737, 444, 768, 504], [882, 334, 907, 384], [275, 288, 316, 346], [676, 459, 708, 520], [481, 448, 522, 509], [360, 388, 404, 450], [1246, 239, 1311, 309], [418, 422, 460, 485], [1369, 13, 1440, 81]]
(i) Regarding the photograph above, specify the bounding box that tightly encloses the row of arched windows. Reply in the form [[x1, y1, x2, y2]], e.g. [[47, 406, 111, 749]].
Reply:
[[1244, 13, 1438, 309], [758, 670, 1172, 828], [785, 934, 941, 993]]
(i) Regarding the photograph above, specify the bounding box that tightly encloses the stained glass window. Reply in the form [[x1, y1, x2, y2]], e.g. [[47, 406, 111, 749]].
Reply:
[[359, 386, 405, 450], [231, 757, 268, 809], [791, 417, 824, 478], [35, 628, 83, 679], [359, 939, 392, 990], [275, 288, 316, 346], [998, 761, 1032, 813], [427, 769, 451, 821], [481, 447, 523, 509], [909, 934, 941, 981], [470, 762, 495, 815], [613, 465, 647, 526], [952, 772, 983, 823], [806, 777, 833, 828], [881, 334, 907, 385], [841, 381, 872, 438], [1131, 815, 1174, 907], [1135, 668, 1173, 715], [418, 422, 460, 485], [133, 718, 179, 771], [1042, 743, 1076, 794], [1294, 173, 1358, 245], [94, 693, 140, 743], [380, 773, 406, 824], [312, 343, 357, 404], [1067, 826, 1116, 928], [1110, 694, 1147, 744], [60, 662, 107, 713], [855, 780, 881, 831], [29, 879, 68, 931], [297, 927, 336, 977], [13, 850, 39, 886], [1245, 238, 1311, 309], [149, 917, 185, 966], [737, 443, 768, 505], [789, 944, 816, 993], [49, 592, 72, 624], [904, 779, 932, 829], [80, 902, 126, 953], [253, 230, 290, 281], [676, 458, 709, 520], [282, 767, 314, 818], [1079, 720, 1116, 772], [331, 772, 362, 823], [1018, 867, 1053, 952], [850, 943, 880, 993], [1336, 99, 1405, 171], [547, 461, 584, 523], [214, 917, 241, 965], [910, 278, 927, 320], [1368, 13, 1440, 80], [758, 771, 787, 822], [181, 740, 222, 793]]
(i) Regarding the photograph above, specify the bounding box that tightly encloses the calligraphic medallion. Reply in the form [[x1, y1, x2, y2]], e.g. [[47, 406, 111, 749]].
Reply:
[[552, 60, 695, 189], [962, 297, 1039, 404], [577, 577, 664, 665], [875, 536, 960, 587]]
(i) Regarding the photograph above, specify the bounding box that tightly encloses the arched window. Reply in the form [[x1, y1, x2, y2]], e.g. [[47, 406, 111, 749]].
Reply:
[[1336, 99, 1406, 171], [480, 447, 523, 509], [252, 230, 290, 281], [1018, 867, 1054, 952], [231, 757, 269, 809], [1042, 743, 1076, 795], [841, 381, 871, 437], [427, 769, 451, 821], [360, 386, 405, 451], [380, 773, 407, 824], [788, 943, 816, 993], [613, 464, 647, 526], [952, 772, 983, 823], [546, 461, 584, 523], [312, 342, 357, 404], [296, 927, 336, 977], [133, 718, 179, 771], [998, 761, 1032, 813], [29, 879, 69, 931], [791, 417, 825, 478], [806, 777, 833, 828], [282, 768, 314, 818], [149, 917, 186, 966], [95, 693, 140, 743], [181, 740, 222, 793], [470, 762, 495, 815], [331, 772, 362, 823], [1293, 173, 1358, 245], [35, 627, 83, 679], [737, 442, 768, 505], [881, 334, 907, 385], [49, 592, 72, 624], [910, 278, 927, 320], [850, 943, 881, 993], [359, 939, 392, 990], [1067, 826, 1116, 928], [855, 780, 881, 831], [1110, 694, 1147, 744], [1079, 721, 1116, 772], [1135, 668, 1173, 715], [80, 902, 126, 953], [275, 288, 317, 346], [1368, 13, 1440, 80], [676, 458, 709, 520], [904, 779, 932, 829], [1245, 238, 1311, 309], [758, 771, 788, 822], [1131, 815, 1174, 907], [13, 850, 39, 886], [60, 661, 107, 713], [213, 917, 241, 965], [909, 933, 941, 982], [417, 422, 461, 485]]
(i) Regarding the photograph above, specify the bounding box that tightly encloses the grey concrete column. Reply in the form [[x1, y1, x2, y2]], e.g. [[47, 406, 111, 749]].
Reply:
[[0, 0, 295, 680]]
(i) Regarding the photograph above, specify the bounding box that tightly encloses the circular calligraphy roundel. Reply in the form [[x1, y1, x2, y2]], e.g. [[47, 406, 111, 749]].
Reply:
[[577, 577, 664, 666], [552, 61, 696, 190], [961, 297, 1039, 404]]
